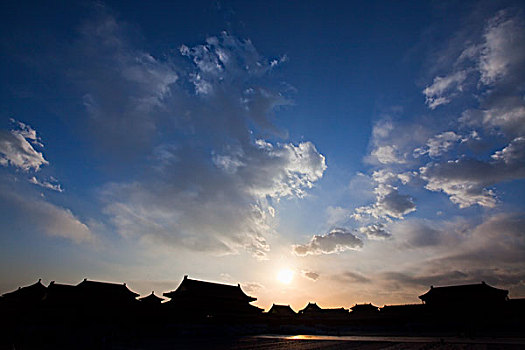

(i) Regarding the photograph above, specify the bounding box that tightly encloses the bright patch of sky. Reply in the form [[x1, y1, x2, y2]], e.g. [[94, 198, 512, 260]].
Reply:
[[1, 0, 524, 310]]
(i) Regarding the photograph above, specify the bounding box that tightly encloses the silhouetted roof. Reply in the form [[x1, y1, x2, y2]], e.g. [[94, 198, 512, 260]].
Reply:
[[350, 303, 379, 312], [419, 282, 508, 303], [163, 276, 256, 302], [299, 302, 322, 314], [299, 302, 348, 316], [76, 279, 139, 299], [43, 281, 77, 304], [139, 291, 165, 304], [1, 279, 47, 302], [267, 304, 296, 315]]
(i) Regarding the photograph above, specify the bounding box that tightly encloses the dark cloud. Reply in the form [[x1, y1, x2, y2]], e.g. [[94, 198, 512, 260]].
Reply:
[[341, 271, 371, 284], [359, 223, 391, 240], [380, 270, 469, 288], [293, 227, 363, 256], [301, 270, 319, 281], [354, 184, 416, 220]]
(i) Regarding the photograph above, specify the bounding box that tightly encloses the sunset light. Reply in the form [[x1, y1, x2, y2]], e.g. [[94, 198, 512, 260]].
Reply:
[[1, 1, 525, 346], [277, 269, 294, 284]]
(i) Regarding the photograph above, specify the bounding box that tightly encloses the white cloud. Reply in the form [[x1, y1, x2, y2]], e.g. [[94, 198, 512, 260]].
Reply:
[[0, 121, 48, 172], [423, 70, 467, 109], [492, 137, 525, 163], [413, 131, 465, 158], [478, 10, 525, 85], [371, 145, 406, 164], [245, 141, 326, 199], [292, 227, 363, 256]]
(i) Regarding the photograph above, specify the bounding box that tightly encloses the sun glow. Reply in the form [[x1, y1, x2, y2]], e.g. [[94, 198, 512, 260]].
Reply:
[[277, 268, 294, 284]]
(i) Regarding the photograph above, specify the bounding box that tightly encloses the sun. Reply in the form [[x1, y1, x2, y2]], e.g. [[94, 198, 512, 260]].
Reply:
[[277, 268, 294, 284]]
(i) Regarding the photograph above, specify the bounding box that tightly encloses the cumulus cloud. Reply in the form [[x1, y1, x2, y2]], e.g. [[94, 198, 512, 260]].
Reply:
[[492, 137, 525, 163], [413, 10, 525, 209], [420, 148, 525, 208], [292, 227, 363, 256], [371, 145, 406, 164], [460, 100, 525, 138], [413, 131, 469, 158], [301, 270, 320, 281], [359, 223, 391, 240], [0, 189, 95, 244], [0, 121, 48, 172], [104, 138, 326, 258], [77, 18, 328, 258], [354, 184, 415, 220]]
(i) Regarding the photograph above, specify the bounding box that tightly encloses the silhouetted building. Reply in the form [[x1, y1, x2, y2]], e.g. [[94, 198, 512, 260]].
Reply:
[[299, 303, 350, 323], [139, 291, 165, 305], [299, 302, 349, 320], [380, 304, 427, 318], [43, 281, 77, 307], [298, 302, 322, 315], [350, 303, 379, 313], [1, 279, 47, 305], [418, 281, 508, 308], [163, 275, 262, 320], [76, 278, 139, 306], [350, 303, 379, 319], [267, 304, 296, 317]]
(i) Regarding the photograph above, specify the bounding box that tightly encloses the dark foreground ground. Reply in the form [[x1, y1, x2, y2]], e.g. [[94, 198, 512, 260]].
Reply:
[[112, 335, 525, 350], [3, 334, 525, 350]]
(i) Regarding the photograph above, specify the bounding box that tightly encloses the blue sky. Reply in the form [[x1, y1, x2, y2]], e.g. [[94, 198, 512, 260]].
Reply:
[[1, 0, 524, 309]]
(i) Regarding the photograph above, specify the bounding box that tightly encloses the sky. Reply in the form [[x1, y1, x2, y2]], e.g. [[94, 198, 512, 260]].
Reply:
[[1, 0, 524, 311]]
